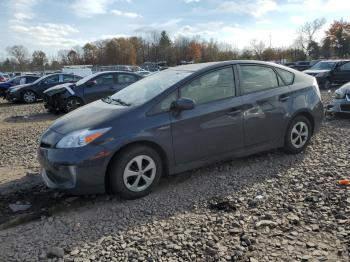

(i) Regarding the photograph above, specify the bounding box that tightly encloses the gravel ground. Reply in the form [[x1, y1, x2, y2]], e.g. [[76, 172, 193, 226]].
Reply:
[[0, 91, 349, 261]]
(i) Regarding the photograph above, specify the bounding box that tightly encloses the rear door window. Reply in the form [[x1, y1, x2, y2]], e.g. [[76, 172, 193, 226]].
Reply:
[[118, 74, 138, 84], [275, 68, 294, 85], [239, 65, 279, 94], [95, 74, 114, 85], [63, 74, 75, 82], [340, 62, 350, 71]]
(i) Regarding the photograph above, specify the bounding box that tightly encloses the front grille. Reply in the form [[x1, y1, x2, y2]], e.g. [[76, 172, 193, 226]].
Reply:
[[40, 142, 52, 148], [340, 104, 350, 112], [306, 73, 318, 76]]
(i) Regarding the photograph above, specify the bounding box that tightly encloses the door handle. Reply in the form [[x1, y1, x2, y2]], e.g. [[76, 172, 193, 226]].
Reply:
[[228, 107, 242, 116], [279, 95, 289, 102]]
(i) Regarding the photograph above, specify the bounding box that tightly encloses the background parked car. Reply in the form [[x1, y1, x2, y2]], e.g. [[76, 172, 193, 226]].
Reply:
[[38, 61, 323, 199], [0, 75, 40, 98], [0, 73, 7, 82], [6, 73, 82, 103], [326, 82, 350, 115], [304, 60, 350, 89], [43, 71, 142, 112], [289, 61, 311, 71]]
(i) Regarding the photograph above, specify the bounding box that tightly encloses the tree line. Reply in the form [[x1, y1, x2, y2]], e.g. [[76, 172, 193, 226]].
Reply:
[[2, 18, 350, 72]]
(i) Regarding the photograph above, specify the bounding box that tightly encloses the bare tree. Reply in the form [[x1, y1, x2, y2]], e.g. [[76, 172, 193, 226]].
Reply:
[[6, 45, 29, 70], [250, 39, 266, 60], [297, 18, 326, 52]]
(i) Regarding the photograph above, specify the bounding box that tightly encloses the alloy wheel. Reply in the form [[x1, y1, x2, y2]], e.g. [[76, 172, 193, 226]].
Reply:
[[290, 121, 309, 149], [123, 155, 156, 192], [23, 91, 36, 103]]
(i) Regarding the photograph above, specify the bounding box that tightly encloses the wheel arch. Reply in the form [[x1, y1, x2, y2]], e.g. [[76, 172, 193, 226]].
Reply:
[[21, 89, 38, 102], [290, 110, 315, 135], [105, 140, 170, 193]]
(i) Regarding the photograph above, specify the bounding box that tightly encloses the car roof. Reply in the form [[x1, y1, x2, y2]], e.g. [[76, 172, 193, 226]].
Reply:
[[95, 70, 138, 74], [168, 60, 286, 72]]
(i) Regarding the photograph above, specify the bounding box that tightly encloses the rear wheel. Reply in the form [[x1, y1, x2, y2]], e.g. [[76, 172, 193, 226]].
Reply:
[[22, 90, 37, 103], [109, 145, 162, 199], [65, 97, 83, 112], [284, 116, 311, 154]]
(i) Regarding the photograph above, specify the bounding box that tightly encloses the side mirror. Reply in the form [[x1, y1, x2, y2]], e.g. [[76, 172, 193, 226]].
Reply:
[[171, 98, 195, 111], [86, 80, 96, 87]]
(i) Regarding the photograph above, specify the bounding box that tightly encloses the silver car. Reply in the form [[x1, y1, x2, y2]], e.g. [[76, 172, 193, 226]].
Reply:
[[326, 82, 350, 114]]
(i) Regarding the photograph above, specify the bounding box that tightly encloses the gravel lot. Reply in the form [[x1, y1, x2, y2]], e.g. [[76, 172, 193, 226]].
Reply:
[[0, 91, 349, 261]]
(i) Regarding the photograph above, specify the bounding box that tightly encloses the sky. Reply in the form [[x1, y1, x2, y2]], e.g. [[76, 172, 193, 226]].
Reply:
[[0, 0, 350, 60]]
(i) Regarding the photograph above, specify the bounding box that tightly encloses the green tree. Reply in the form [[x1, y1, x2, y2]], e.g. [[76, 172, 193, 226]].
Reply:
[[32, 50, 47, 70]]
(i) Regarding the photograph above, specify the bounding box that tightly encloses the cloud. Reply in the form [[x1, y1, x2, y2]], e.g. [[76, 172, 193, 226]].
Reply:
[[111, 9, 142, 18], [7, 0, 40, 22], [72, 0, 114, 17], [184, 0, 200, 3], [217, 0, 278, 18], [9, 23, 81, 48]]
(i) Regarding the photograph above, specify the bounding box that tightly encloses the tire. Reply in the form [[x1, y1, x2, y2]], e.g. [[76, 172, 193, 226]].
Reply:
[[284, 115, 312, 154], [22, 90, 37, 103], [109, 145, 162, 199], [65, 97, 83, 112]]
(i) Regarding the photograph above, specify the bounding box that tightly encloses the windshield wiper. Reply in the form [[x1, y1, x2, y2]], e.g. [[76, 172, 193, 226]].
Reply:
[[111, 98, 131, 106]]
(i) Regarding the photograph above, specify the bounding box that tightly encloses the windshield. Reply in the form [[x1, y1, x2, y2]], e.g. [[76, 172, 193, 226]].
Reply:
[[310, 61, 336, 70], [108, 70, 192, 106], [32, 75, 49, 84]]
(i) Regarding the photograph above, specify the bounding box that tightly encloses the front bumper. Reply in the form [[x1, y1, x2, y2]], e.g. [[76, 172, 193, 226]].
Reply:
[[326, 95, 350, 114], [37, 144, 112, 195], [6, 91, 21, 102], [43, 94, 65, 111]]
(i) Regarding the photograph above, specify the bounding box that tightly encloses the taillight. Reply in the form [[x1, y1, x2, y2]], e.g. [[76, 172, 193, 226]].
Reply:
[[312, 77, 321, 101]]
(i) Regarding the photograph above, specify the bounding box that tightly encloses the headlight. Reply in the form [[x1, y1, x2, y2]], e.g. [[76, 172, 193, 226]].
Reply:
[[10, 87, 20, 92], [334, 89, 345, 99], [312, 78, 321, 101], [316, 72, 328, 77], [56, 127, 111, 148]]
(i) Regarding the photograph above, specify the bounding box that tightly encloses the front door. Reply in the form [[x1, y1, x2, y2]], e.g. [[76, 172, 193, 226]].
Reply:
[[83, 73, 115, 103], [332, 62, 350, 85], [37, 74, 60, 97], [170, 66, 244, 165], [237, 64, 292, 148]]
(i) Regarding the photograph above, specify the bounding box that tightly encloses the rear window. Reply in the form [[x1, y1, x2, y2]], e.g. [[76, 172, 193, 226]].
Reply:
[[275, 68, 294, 85]]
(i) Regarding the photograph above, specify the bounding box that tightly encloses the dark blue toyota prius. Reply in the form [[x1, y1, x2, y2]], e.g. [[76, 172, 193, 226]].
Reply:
[[38, 61, 323, 199]]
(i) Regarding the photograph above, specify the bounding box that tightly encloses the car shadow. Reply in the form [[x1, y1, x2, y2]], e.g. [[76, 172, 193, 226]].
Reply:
[[0, 147, 305, 237], [3, 112, 60, 123]]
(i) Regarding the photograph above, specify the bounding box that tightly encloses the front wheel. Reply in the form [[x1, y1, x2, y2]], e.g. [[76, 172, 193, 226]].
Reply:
[[109, 145, 162, 199], [65, 97, 83, 112], [22, 90, 37, 103], [284, 116, 311, 154]]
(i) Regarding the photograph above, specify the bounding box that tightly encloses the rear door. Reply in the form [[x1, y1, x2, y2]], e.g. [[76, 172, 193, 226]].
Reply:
[[170, 66, 244, 165], [237, 64, 292, 149], [83, 73, 115, 103], [332, 62, 350, 85]]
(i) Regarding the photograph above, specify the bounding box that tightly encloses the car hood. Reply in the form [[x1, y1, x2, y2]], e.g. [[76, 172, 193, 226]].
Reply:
[[336, 84, 350, 95], [49, 100, 132, 135], [44, 83, 75, 96], [8, 83, 32, 92], [303, 69, 330, 74]]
